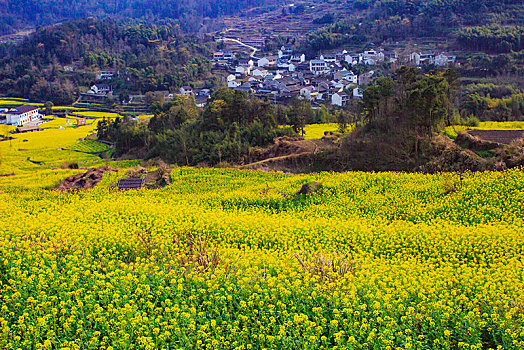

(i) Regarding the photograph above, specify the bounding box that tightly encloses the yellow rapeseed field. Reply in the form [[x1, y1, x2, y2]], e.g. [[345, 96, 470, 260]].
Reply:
[[0, 118, 108, 174], [0, 165, 523, 349], [445, 121, 524, 138], [303, 124, 343, 139]]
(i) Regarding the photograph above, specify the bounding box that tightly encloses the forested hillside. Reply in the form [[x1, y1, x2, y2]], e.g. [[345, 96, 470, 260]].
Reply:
[[0, 0, 285, 35], [304, 0, 524, 52], [0, 18, 214, 104]]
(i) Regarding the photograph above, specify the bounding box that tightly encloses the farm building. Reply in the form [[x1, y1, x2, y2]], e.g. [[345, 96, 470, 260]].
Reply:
[[5, 105, 41, 126]]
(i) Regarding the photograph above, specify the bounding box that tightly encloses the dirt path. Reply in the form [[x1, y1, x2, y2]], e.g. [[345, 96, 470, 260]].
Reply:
[[239, 152, 314, 169], [216, 37, 259, 57]]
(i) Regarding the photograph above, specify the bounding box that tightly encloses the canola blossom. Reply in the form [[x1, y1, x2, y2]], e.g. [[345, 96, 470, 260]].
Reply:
[[0, 167, 523, 349], [0, 118, 109, 175]]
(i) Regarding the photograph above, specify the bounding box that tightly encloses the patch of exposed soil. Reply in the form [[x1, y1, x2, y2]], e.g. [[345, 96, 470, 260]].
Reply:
[[418, 136, 496, 173], [126, 162, 172, 188], [244, 135, 340, 171], [57, 166, 117, 191], [455, 131, 499, 151], [466, 130, 524, 145]]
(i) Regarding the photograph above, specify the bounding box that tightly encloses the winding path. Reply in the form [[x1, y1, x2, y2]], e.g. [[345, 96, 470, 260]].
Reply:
[[216, 37, 260, 58]]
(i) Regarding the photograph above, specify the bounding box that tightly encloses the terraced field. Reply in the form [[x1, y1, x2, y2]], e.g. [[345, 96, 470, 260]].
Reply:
[[0, 118, 109, 174]]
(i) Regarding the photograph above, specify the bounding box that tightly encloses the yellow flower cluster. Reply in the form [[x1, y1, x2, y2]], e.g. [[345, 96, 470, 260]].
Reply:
[[0, 167, 523, 349], [0, 118, 109, 175]]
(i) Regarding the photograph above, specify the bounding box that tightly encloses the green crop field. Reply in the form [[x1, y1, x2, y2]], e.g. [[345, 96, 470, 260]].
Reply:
[[0, 162, 523, 349]]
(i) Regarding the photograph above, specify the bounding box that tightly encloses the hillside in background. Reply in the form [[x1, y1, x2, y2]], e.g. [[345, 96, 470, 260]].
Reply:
[[0, 0, 286, 35], [302, 0, 524, 52], [0, 18, 215, 104]]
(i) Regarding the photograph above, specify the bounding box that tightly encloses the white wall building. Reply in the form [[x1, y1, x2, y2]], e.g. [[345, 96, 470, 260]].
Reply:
[[278, 46, 293, 60], [235, 66, 251, 75], [5, 105, 40, 126], [320, 54, 337, 64], [96, 70, 115, 80], [332, 92, 350, 107], [290, 54, 306, 64], [252, 68, 268, 77], [300, 86, 318, 101], [434, 53, 457, 67], [258, 56, 277, 67], [310, 59, 329, 75], [89, 84, 112, 95], [353, 87, 363, 98], [228, 80, 240, 89], [180, 86, 193, 96]]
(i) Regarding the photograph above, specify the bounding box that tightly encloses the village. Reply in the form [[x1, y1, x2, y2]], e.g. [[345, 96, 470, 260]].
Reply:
[[0, 42, 457, 129], [211, 44, 457, 107]]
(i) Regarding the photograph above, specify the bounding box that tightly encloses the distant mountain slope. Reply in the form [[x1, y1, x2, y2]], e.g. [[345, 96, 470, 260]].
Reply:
[[302, 0, 524, 53], [0, 0, 286, 35], [0, 18, 214, 103]]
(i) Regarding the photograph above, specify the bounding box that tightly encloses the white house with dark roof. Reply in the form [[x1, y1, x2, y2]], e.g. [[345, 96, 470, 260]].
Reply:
[[300, 86, 319, 100], [180, 86, 193, 96], [5, 105, 40, 126], [320, 54, 337, 64], [258, 56, 277, 67], [332, 92, 350, 107], [278, 46, 293, 60], [88, 84, 112, 95], [96, 70, 116, 80], [310, 59, 329, 75], [410, 52, 436, 66], [353, 87, 363, 98], [235, 66, 251, 75], [435, 53, 456, 67], [252, 68, 269, 77], [290, 54, 306, 64], [228, 80, 241, 89]]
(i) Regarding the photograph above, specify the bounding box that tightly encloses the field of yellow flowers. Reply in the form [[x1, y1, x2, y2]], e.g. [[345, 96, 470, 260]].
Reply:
[[0, 118, 110, 175], [1, 166, 523, 349]]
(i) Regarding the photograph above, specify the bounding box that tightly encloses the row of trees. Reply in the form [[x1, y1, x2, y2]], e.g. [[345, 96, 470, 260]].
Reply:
[[360, 67, 459, 154], [461, 93, 524, 122], [98, 89, 294, 165], [97, 87, 351, 166]]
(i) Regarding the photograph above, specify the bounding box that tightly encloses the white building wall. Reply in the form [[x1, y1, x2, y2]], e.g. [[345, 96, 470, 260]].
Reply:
[[6, 109, 40, 126], [332, 94, 342, 107]]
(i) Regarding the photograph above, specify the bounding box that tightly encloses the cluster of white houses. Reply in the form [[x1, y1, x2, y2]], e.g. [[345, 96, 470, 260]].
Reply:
[[212, 46, 457, 107], [0, 105, 41, 126]]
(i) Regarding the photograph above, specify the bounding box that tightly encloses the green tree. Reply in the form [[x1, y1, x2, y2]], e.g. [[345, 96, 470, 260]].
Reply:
[[289, 98, 313, 136], [44, 101, 54, 116]]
